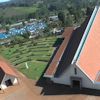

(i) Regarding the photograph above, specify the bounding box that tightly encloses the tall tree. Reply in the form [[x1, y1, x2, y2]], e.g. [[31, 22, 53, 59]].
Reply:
[[58, 11, 65, 27]]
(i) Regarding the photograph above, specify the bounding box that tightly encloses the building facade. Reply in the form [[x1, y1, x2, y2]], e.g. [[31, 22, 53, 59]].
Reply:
[[0, 58, 18, 90], [44, 6, 100, 90]]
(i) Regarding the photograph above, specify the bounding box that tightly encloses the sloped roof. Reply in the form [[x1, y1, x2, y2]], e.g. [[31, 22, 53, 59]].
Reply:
[[44, 27, 74, 77], [76, 7, 100, 81], [44, 6, 99, 80], [0, 57, 18, 77]]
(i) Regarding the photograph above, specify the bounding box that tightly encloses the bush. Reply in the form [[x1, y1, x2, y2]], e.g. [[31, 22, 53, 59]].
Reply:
[[16, 55, 20, 58]]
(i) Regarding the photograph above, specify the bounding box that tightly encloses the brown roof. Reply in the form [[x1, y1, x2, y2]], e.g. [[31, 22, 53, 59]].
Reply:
[[44, 27, 74, 77], [76, 8, 100, 81], [0, 57, 18, 77], [0, 29, 6, 33]]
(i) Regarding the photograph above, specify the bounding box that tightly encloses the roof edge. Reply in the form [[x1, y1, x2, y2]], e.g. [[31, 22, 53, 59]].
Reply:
[[44, 27, 74, 77], [5, 73, 18, 78], [44, 74, 53, 78]]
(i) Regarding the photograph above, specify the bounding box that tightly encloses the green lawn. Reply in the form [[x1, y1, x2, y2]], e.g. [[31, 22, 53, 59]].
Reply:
[[17, 61, 47, 80], [0, 36, 57, 80]]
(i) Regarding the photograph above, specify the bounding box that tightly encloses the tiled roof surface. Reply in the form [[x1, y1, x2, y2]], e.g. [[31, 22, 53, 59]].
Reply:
[[0, 57, 18, 77], [77, 8, 100, 81]]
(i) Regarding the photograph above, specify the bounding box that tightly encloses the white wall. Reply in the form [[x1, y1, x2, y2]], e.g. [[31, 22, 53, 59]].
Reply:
[[0, 74, 18, 90], [51, 64, 100, 90]]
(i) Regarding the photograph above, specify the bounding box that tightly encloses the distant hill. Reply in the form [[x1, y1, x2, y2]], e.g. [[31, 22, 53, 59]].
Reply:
[[0, 0, 97, 8], [0, 0, 98, 26], [0, 0, 42, 7], [8, 0, 41, 6]]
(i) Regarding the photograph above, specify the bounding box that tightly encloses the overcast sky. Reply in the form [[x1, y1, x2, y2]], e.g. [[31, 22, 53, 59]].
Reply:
[[0, 0, 10, 3]]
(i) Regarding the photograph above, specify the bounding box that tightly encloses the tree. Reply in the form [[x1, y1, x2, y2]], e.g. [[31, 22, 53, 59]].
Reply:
[[58, 11, 65, 27], [0, 16, 4, 24], [65, 15, 74, 26], [28, 13, 36, 19], [22, 27, 30, 39], [5, 25, 10, 33], [22, 21, 25, 26], [43, 26, 49, 33], [36, 4, 49, 18], [86, 7, 93, 16], [48, 4, 57, 11]]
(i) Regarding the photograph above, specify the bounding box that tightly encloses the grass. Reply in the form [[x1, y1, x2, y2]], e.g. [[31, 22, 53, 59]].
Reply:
[[0, 6, 38, 18], [0, 36, 57, 80], [17, 61, 47, 80]]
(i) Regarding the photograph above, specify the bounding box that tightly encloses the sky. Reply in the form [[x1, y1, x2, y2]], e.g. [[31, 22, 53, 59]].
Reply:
[[0, 0, 10, 3]]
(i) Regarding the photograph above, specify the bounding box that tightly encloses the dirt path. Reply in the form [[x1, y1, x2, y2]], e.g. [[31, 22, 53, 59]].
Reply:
[[0, 70, 100, 100]]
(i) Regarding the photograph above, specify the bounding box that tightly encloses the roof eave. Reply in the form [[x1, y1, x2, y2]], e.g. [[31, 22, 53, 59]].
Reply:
[[5, 73, 18, 78], [43, 74, 53, 78]]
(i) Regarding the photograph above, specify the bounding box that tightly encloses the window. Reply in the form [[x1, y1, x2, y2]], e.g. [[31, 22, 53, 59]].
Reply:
[[5, 79, 13, 87], [74, 68, 77, 75]]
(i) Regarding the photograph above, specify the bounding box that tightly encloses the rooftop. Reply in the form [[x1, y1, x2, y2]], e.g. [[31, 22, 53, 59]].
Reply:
[[76, 7, 100, 81], [0, 57, 18, 77], [44, 27, 74, 77], [44, 10, 91, 78]]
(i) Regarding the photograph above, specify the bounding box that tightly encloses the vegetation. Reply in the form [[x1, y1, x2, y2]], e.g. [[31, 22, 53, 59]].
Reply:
[[0, 36, 58, 80], [17, 61, 47, 79], [0, 0, 97, 26], [36, 0, 97, 26], [0, 0, 99, 80], [58, 11, 65, 27], [0, 5, 38, 24]]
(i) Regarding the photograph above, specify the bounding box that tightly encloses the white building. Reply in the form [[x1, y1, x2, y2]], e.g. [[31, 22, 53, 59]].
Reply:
[[49, 16, 58, 21], [44, 6, 100, 90], [10, 22, 23, 28], [0, 58, 18, 90]]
